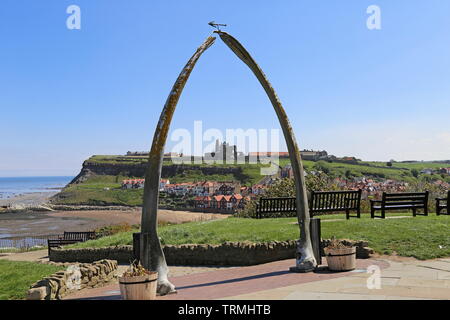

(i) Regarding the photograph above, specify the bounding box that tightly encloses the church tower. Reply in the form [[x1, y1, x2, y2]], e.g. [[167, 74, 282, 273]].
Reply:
[[215, 139, 220, 153]]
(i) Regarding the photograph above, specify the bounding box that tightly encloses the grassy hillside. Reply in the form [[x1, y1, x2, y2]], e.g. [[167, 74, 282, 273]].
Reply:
[[367, 161, 450, 170], [52, 175, 144, 206], [53, 156, 449, 206]]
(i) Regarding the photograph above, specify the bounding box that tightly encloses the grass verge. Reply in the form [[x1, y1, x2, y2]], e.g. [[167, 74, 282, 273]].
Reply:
[[0, 260, 63, 300]]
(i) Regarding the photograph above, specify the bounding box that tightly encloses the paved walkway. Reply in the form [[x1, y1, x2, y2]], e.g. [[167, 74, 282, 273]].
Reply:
[[223, 257, 450, 300], [3, 249, 449, 300], [62, 257, 450, 300], [0, 249, 48, 262]]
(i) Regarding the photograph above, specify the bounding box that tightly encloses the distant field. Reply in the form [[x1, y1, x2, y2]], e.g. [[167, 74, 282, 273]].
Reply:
[[366, 161, 450, 170], [69, 214, 450, 260]]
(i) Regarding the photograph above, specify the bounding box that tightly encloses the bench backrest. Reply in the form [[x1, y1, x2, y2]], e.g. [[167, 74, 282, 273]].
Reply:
[[63, 231, 97, 241], [257, 197, 297, 214], [256, 190, 362, 218], [381, 192, 428, 207], [310, 190, 362, 213]]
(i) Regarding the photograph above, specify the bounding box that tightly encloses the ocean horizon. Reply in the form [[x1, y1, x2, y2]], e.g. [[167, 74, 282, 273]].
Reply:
[[0, 176, 74, 199]]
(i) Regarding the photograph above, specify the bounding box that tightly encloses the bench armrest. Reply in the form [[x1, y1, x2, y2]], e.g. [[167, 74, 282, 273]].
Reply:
[[370, 200, 381, 208]]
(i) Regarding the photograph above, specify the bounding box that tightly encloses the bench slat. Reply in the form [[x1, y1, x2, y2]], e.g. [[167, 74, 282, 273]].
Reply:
[[383, 197, 426, 201], [380, 201, 426, 206], [384, 192, 427, 197]]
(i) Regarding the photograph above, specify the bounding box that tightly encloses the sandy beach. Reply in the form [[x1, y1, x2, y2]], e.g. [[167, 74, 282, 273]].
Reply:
[[0, 185, 229, 243]]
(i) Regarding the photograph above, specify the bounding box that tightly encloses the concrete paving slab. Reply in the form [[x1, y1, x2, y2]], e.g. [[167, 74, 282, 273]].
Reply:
[[417, 261, 450, 272], [438, 271, 450, 280], [62, 256, 450, 301], [283, 291, 387, 300], [338, 285, 450, 299], [397, 278, 449, 288]]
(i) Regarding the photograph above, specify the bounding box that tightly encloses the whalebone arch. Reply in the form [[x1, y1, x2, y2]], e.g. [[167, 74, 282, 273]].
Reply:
[[141, 31, 316, 295]]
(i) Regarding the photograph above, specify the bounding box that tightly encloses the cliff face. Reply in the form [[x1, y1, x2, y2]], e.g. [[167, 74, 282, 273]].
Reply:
[[70, 160, 244, 184]]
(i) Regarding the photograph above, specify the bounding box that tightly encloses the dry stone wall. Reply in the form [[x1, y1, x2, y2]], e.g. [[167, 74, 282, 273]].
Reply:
[[26, 259, 118, 300], [49, 240, 373, 265]]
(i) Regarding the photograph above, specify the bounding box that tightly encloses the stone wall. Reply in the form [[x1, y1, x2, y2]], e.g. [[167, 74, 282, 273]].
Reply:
[[50, 246, 133, 263], [164, 241, 297, 266], [26, 259, 118, 300], [49, 240, 373, 265]]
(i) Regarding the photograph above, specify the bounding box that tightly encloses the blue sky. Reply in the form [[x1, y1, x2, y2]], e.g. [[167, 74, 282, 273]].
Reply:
[[1, 0, 449, 177]]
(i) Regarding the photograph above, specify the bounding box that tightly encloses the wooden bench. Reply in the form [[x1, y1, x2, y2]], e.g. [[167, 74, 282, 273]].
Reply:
[[436, 191, 449, 215], [47, 231, 98, 256], [255, 190, 362, 220], [310, 190, 362, 220], [370, 192, 429, 219]]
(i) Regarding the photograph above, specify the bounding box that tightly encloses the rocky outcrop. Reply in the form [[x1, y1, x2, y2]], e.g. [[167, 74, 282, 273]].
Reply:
[[27, 259, 118, 300], [69, 160, 244, 185]]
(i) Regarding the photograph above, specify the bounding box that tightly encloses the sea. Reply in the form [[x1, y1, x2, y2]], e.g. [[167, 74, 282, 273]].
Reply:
[[0, 176, 74, 200], [0, 176, 75, 249]]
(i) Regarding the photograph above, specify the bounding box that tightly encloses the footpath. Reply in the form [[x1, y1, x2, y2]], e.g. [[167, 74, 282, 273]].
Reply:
[[64, 257, 450, 300], [3, 249, 449, 300]]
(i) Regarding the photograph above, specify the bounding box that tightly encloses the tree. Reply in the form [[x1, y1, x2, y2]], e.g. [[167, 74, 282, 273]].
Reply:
[[313, 161, 330, 174], [345, 169, 352, 179]]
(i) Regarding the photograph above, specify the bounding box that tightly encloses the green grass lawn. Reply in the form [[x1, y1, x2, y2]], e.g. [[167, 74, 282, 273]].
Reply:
[[69, 213, 450, 260], [0, 260, 63, 300]]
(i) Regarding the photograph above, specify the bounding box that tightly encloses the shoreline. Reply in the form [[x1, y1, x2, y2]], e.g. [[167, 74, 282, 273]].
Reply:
[[0, 208, 229, 245], [0, 191, 59, 208]]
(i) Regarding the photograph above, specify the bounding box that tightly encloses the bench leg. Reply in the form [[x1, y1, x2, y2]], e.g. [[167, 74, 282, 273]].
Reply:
[[357, 208, 361, 219], [346, 209, 350, 220], [413, 208, 417, 217], [382, 209, 386, 219]]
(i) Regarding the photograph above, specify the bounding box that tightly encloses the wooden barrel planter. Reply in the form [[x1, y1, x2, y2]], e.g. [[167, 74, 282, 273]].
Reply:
[[324, 247, 356, 272], [119, 272, 158, 300]]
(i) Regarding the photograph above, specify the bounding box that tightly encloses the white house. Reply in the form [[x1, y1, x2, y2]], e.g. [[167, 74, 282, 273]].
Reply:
[[160, 179, 170, 191]]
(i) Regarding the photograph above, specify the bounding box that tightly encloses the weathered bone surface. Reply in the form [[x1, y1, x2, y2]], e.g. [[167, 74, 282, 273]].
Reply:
[[141, 36, 216, 295], [216, 31, 316, 271], [141, 32, 316, 296]]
